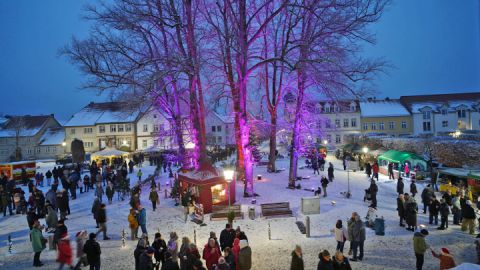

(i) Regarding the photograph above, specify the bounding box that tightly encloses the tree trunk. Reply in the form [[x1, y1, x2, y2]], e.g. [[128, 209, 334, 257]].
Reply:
[[268, 112, 277, 172], [173, 116, 187, 167]]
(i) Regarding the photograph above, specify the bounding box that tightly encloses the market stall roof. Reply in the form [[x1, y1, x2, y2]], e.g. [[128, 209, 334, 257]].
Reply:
[[468, 171, 480, 180], [437, 168, 480, 178], [91, 148, 129, 157], [378, 150, 424, 163]]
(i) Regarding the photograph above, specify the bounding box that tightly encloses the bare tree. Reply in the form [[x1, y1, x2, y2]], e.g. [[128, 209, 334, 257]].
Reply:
[[7, 116, 27, 162]]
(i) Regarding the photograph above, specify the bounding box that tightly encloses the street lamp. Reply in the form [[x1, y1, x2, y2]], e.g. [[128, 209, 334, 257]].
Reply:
[[62, 142, 66, 147], [323, 140, 328, 145], [362, 147, 369, 154], [224, 169, 234, 209]]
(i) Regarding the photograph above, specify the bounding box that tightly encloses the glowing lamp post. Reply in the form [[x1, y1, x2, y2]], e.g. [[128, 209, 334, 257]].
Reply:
[[362, 147, 369, 154], [224, 169, 234, 210], [323, 140, 328, 145]]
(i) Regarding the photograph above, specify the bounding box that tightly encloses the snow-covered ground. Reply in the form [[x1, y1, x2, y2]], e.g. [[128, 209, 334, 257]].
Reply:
[[0, 156, 477, 269]]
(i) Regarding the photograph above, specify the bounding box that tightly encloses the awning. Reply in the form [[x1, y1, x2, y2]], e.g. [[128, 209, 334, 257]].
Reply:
[[437, 168, 480, 179], [378, 150, 424, 164], [91, 148, 129, 158]]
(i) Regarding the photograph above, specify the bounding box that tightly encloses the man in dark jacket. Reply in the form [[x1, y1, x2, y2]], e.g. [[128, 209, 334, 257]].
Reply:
[[397, 194, 406, 227], [369, 180, 378, 209], [161, 251, 180, 270], [410, 180, 418, 197], [96, 204, 110, 240], [83, 233, 101, 270], [388, 162, 394, 179], [91, 198, 101, 228], [152, 233, 167, 265], [421, 185, 434, 214], [54, 219, 68, 245], [57, 191, 68, 220], [428, 198, 440, 225], [438, 199, 450, 230], [461, 200, 476, 234], [290, 245, 304, 270], [327, 163, 334, 182], [397, 177, 404, 195], [139, 247, 156, 270], [220, 223, 236, 251], [317, 250, 334, 270]]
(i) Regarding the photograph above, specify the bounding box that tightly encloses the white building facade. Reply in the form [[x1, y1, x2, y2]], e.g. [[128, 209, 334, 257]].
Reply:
[[205, 111, 235, 148]]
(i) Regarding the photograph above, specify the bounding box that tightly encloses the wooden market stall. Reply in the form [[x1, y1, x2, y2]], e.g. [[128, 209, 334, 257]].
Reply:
[[437, 168, 480, 201], [178, 167, 235, 214], [467, 172, 480, 202], [0, 161, 36, 181], [90, 147, 130, 165], [377, 150, 427, 179]]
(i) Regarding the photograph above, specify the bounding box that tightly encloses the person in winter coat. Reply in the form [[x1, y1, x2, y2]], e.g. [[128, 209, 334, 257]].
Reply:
[[137, 205, 147, 235], [220, 223, 236, 252], [290, 245, 304, 270], [438, 199, 450, 230], [327, 163, 334, 182], [137, 170, 143, 181], [312, 158, 319, 175], [404, 195, 418, 231], [149, 187, 159, 211], [57, 232, 73, 270], [365, 163, 372, 178], [31, 220, 47, 267], [215, 257, 229, 270], [168, 232, 179, 262], [152, 233, 167, 267], [179, 236, 191, 270], [428, 197, 440, 225], [321, 176, 329, 197], [332, 251, 351, 270], [139, 247, 156, 270], [106, 182, 114, 204], [349, 213, 365, 261], [410, 180, 418, 198], [420, 185, 434, 214], [95, 183, 104, 203], [397, 177, 404, 195], [57, 190, 69, 220], [232, 238, 240, 270], [332, 220, 348, 252], [397, 194, 406, 227], [224, 247, 235, 270], [92, 198, 101, 228], [475, 235, 480, 264], [203, 237, 221, 270], [96, 204, 110, 240], [237, 240, 251, 270], [388, 162, 394, 179], [74, 230, 88, 269], [461, 200, 476, 234], [135, 237, 149, 270], [129, 208, 139, 241], [369, 180, 378, 208], [46, 187, 57, 210], [431, 248, 456, 270], [234, 227, 248, 242], [83, 233, 101, 270], [46, 204, 58, 231], [317, 250, 334, 270], [372, 162, 379, 181], [413, 229, 429, 270], [54, 219, 68, 246], [162, 251, 180, 270], [442, 190, 452, 206], [451, 194, 462, 225]]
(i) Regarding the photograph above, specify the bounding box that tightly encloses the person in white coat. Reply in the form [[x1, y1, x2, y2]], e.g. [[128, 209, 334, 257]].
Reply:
[[332, 219, 348, 253]]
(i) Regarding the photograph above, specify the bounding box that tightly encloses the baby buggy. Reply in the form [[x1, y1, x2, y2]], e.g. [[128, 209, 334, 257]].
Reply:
[[363, 188, 372, 202]]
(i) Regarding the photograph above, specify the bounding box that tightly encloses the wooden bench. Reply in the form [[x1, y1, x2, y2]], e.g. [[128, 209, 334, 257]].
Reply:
[[210, 204, 244, 221], [261, 202, 293, 218], [257, 161, 269, 167]]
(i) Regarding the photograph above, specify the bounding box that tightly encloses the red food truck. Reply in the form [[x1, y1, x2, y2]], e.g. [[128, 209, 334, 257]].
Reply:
[[0, 161, 36, 181]]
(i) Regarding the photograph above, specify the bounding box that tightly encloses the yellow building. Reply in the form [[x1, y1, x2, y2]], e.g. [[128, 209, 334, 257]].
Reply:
[[359, 99, 413, 137]]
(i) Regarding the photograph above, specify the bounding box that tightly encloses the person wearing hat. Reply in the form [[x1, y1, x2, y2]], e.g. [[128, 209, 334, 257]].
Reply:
[[161, 251, 180, 270], [152, 232, 167, 269], [317, 250, 334, 270], [413, 229, 429, 270], [56, 232, 73, 270], [54, 219, 68, 246], [135, 236, 149, 270], [461, 200, 477, 234], [431, 248, 456, 270], [83, 233, 102, 270], [220, 223, 235, 252], [290, 245, 304, 270], [438, 199, 450, 230], [139, 247, 156, 270]]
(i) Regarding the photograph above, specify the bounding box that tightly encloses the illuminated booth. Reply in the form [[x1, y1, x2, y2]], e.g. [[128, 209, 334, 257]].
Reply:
[[178, 167, 235, 214]]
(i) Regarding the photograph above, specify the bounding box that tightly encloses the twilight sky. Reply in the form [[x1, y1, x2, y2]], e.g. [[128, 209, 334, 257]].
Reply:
[[0, 0, 479, 121]]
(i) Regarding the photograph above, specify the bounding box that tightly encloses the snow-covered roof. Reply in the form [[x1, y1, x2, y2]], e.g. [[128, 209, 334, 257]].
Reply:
[[400, 92, 480, 113], [409, 100, 479, 113], [0, 115, 55, 138], [359, 100, 410, 117], [65, 102, 143, 127], [39, 128, 65, 146]]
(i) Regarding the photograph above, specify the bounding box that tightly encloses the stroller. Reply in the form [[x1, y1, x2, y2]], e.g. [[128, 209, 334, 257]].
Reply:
[[363, 188, 372, 202], [365, 207, 377, 228]]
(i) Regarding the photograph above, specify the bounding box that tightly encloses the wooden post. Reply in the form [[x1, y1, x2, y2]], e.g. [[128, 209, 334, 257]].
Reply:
[[8, 234, 12, 253], [164, 189, 168, 199], [121, 229, 126, 247], [268, 222, 271, 240], [194, 229, 197, 245], [306, 216, 310, 238]]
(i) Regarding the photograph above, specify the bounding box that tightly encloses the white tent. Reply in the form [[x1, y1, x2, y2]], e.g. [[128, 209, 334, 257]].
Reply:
[[91, 148, 129, 158], [451, 263, 480, 270]]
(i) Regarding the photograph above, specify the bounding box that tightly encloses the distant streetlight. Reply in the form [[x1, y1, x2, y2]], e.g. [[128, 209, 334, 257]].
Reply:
[[62, 141, 66, 147], [454, 130, 461, 138], [362, 147, 369, 154], [122, 140, 127, 145], [224, 169, 234, 209], [323, 140, 328, 145]]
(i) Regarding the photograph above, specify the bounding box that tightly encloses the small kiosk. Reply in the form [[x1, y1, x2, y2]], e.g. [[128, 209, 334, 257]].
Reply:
[[91, 148, 130, 165], [437, 168, 480, 201], [178, 167, 235, 214]]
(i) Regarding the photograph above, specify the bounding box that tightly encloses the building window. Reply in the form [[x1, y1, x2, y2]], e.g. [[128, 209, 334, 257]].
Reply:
[[316, 120, 322, 129], [326, 135, 332, 143], [457, 109, 466, 118], [27, 148, 33, 154], [84, 127, 93, 134], [212, 126, 216, 132], [125, 124, 132, 132], [110, 125, 116, 132], [335, 119, 340, 128], [99, 125, 105, 133], [52, 146, 57, 152], [423, 122, 431, 132], [217, 126, 222, 132], [401, 121, 407, 129], [325, 119, 331, 129], [325, 106, 331, 113], [153, 125, 159, 132], [159, 124, 164, 131], [350, 105, 356, 112], [441, 109, 448, 115], [84, 142, 93, 148], [363, 123, 368, 131], [335, 105, 340, 112], [36, 147, 41, 153], [142, 140, 147, 148], [423, 111, 431, 120], [218, 136, 222, 143], [343, 119, 349, 128], [379, 122, 385, 130], [388, 121, 395, 130], [371, 123, 377, 130], [70, 128, 75, 134], [351, 118, 357, 127], [153, 139, 158, 146], [153, 114, 157, 118], [143, 124, 148, 132], [442, 120, 448, 127], [335, 135, 341, 144], [118, 124, 124, 132]]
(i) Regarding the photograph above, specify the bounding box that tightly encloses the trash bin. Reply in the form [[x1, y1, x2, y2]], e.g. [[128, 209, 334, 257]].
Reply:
[[248, 207, 255, 220], [374, 217, 385, 236]]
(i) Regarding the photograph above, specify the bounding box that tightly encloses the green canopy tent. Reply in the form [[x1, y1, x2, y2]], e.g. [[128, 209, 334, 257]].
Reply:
[[377, 150, 427, 172]]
